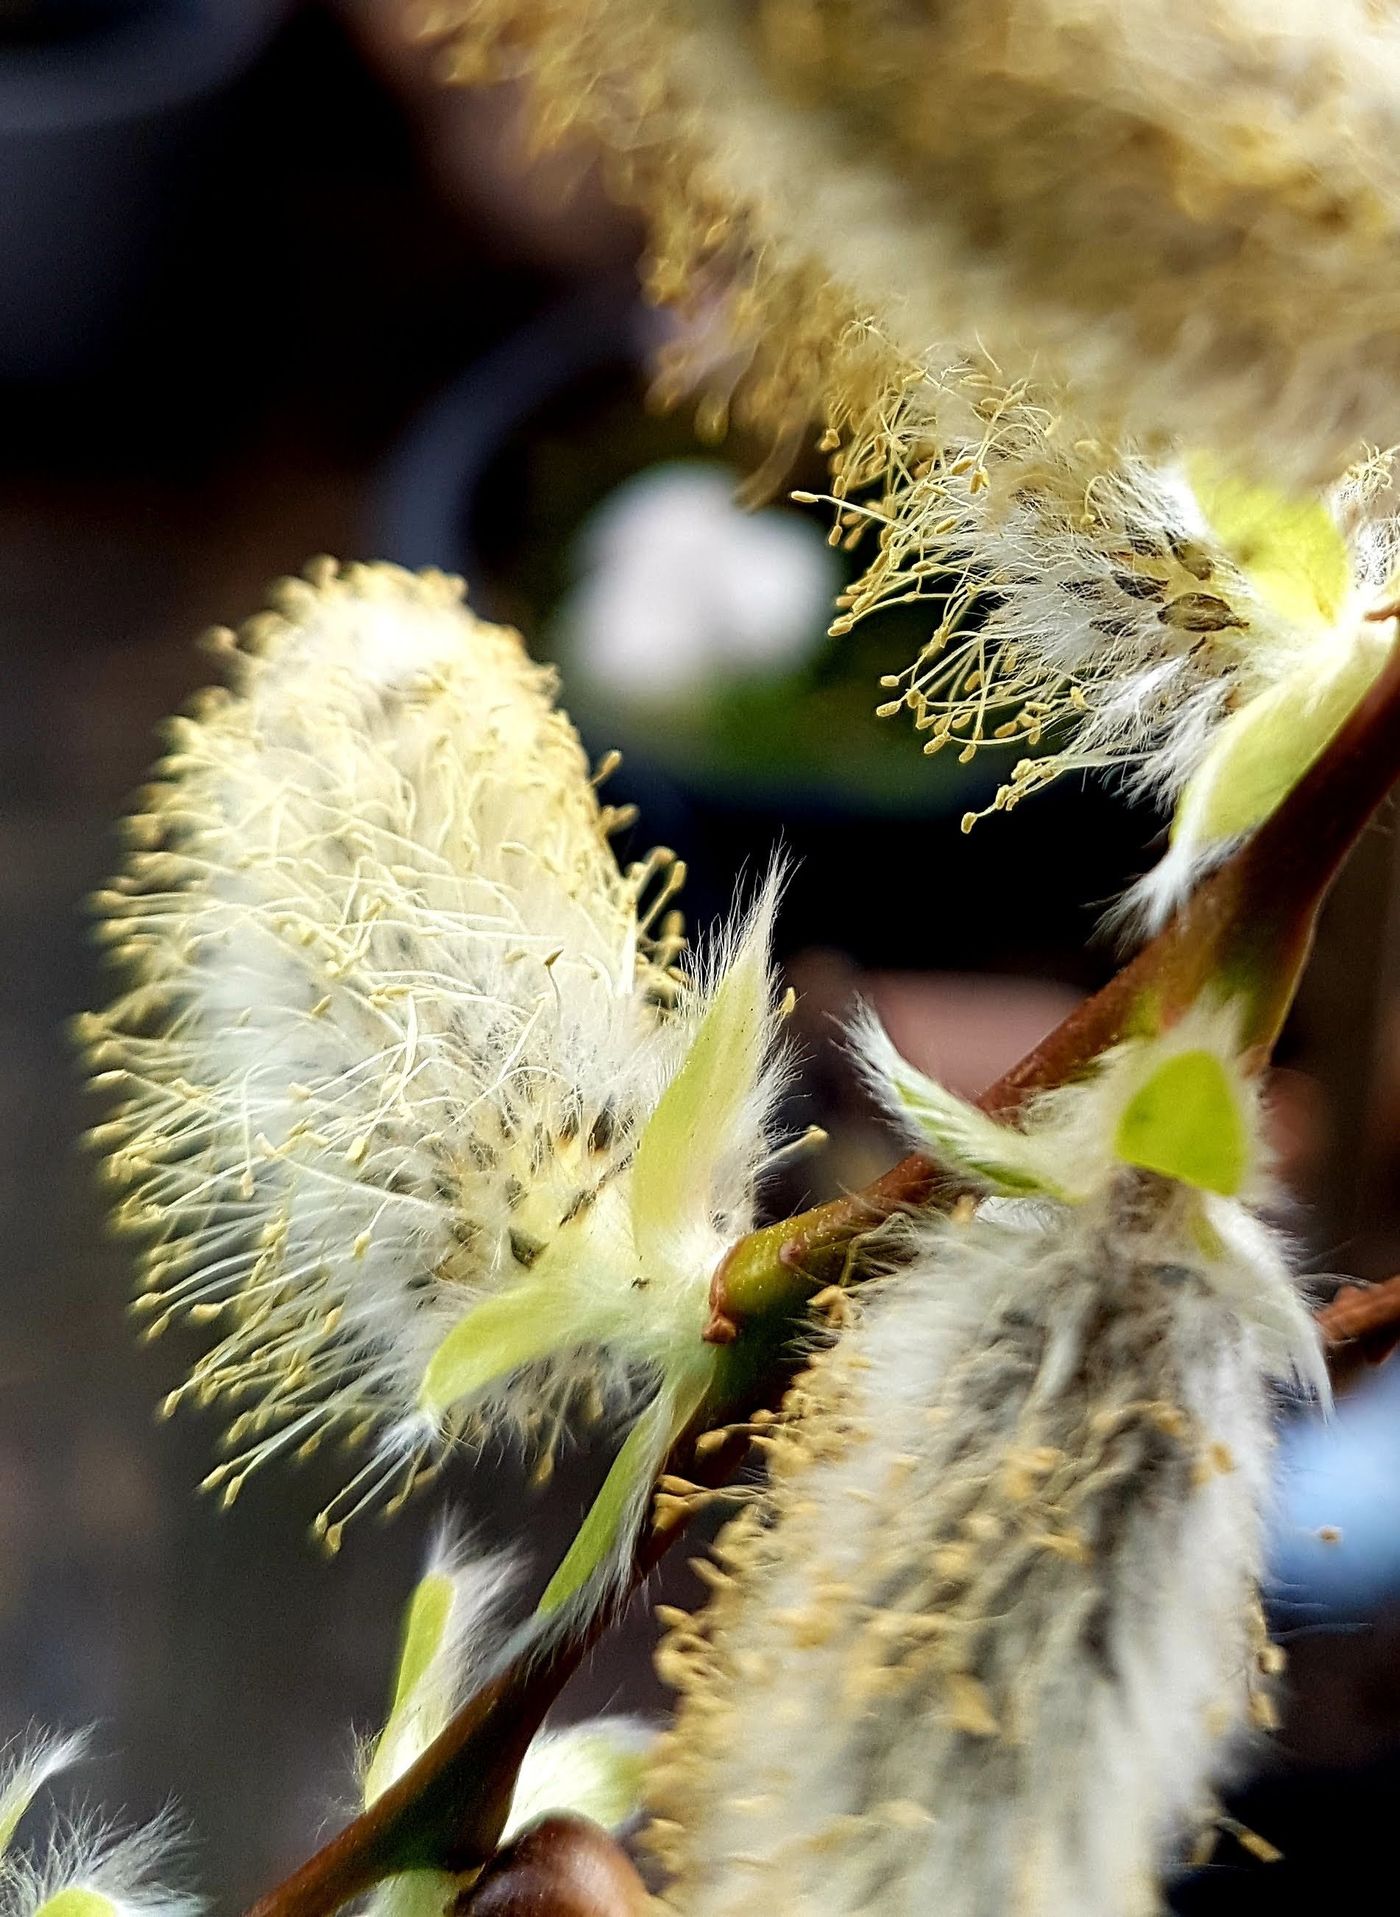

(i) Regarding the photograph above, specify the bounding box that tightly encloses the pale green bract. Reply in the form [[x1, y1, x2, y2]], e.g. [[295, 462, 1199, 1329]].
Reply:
[[361, 1534, 650, 1917], [855, 1003, 1260, 1207], [359, 1876, 452, 1917], [850, 1010, 1068, 1200], [389, 1576, 456, 1722], [501, 1721, 650, 1840], [1169, 628, 1392, 853], [1186, 454, 1352, 630], [1113, 1050, 1249, 1198], [629, 917, 773, 1274], [1119, 456, 1400, 928], [417, 1284, 572, 1425], [0, 1733, 84, 1859], [537, 1358, 713, 1617], [363, 1567, 460, 1806], [32, 1891, 115, 1917]]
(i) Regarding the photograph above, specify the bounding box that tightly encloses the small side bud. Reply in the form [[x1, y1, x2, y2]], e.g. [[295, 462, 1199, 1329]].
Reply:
[[460, 1817, 648, 1917]]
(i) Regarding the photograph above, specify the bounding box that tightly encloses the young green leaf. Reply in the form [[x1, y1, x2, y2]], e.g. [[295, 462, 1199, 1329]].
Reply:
[[630, 898, 775, 1278], [1113, 1048, 1249, 1197], [1187, 456, 1350, 629], [1170, 629, 1392, 852]]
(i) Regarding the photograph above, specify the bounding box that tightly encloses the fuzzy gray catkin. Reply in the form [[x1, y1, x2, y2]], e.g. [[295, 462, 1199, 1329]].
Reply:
[[648, 1176, 1318, 1917]]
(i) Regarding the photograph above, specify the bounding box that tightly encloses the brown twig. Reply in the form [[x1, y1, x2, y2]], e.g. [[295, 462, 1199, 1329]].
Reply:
[[1316, 1273, 1400, 1388], [246, 643, 1400, 1917], [1318, 1273, 1400, 1348]]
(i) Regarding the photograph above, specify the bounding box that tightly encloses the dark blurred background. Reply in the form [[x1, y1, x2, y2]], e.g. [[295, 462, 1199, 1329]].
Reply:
[[1, 3, 1399, 1909]]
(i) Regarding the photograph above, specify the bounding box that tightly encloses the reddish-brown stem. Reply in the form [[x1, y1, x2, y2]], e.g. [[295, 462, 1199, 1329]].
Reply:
[[248, 643, 1400, 1917], [1318, 1273, 1400, 1348], [1316, 1273, 1400, 1387], [710, 637, 1400, 1335]]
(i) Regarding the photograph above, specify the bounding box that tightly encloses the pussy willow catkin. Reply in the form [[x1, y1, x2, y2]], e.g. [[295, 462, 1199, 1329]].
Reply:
[[646, 1003, 1325, 1915], [82, 562, 786, 1556], [648, 1178, 1317, 1916], [859, 426, 1400, 923], [437, 0, 1400, 487], [434, 0, 1400, 892]]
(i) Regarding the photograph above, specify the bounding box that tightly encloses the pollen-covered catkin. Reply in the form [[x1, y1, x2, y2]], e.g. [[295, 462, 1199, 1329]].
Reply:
[[861, 429, 1400, 919], [648, 1177, 1319, 1917], [437, 0, 1400, 898], [438, 0, 1400, 488], [82, 562, 786, 1553]]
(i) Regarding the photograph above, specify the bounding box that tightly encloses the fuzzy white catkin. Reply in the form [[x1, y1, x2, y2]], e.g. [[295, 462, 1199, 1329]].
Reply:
[[830, 382, 1400, 931], [648, 1177, 1321, 1917], [82, 562, 786, 1546]]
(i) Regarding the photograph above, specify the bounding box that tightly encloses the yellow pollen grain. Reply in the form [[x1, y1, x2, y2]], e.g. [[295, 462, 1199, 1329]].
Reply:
[[946, 1672, 1000, 1738]]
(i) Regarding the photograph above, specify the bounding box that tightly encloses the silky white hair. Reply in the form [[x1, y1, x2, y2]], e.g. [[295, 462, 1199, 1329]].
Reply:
[[83, 563, 788, 1551], [649, 1176, 1322, 1916]]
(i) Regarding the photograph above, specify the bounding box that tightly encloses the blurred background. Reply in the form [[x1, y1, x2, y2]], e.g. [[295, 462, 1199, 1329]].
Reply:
[[1, 3, 1399, 1909]]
